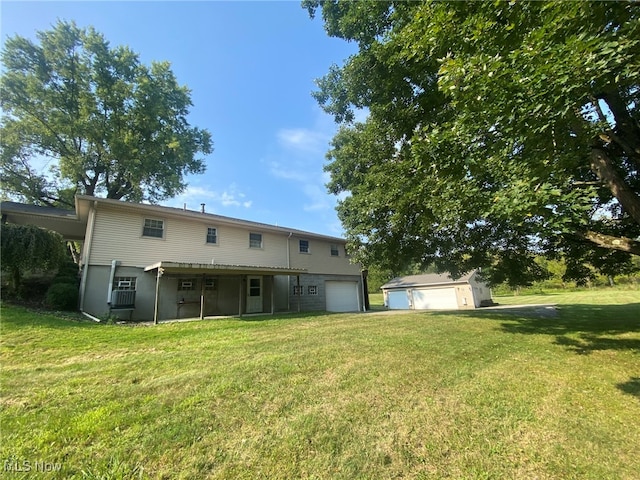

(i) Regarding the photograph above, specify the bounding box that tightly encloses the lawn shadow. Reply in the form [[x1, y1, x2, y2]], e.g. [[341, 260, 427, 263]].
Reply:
[[617, 377, 640, 400], [447, 303, 640, 356]]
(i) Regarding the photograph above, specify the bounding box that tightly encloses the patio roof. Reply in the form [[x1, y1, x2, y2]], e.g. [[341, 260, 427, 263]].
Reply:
[[144, 261, 307, 276]]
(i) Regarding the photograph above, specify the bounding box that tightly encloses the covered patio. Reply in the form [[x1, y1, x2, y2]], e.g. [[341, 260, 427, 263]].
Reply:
[[143, 261, 307, 323]]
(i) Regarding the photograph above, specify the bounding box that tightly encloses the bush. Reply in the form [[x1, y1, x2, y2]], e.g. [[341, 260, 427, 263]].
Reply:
[[45, 282, 79, 311]]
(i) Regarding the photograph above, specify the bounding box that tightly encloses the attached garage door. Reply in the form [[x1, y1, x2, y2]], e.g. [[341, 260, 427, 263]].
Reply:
[[412, 287, 458, 310], [387, 290, 410, 309], [326, 281, 360, 312]]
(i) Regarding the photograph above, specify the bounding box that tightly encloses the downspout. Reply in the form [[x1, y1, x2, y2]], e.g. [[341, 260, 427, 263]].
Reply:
[[107, 260, 120, 304], [360, 269, 368, 312], [79, 201, 98, 313]]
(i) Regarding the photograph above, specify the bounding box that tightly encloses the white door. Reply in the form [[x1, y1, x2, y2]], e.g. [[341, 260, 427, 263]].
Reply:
[[246, 276, 262, 313], [387, 290, 411, 309], [326, 281, 360, 312], [412, 287, 458, 310]]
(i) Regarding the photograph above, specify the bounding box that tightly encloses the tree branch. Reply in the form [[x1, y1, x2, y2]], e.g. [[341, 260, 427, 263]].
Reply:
[[580, 230, 640, 256]]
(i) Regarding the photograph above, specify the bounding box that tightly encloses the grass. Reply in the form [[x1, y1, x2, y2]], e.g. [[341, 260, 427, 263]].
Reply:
[[1, 289, 639, 479]]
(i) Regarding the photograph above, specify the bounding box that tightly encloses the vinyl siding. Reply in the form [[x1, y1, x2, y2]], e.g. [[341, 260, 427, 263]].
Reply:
[[288, 236, 360, 275], [88, 205, 288, 268]]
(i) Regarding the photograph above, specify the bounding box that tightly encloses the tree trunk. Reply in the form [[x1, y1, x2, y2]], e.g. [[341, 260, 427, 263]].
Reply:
[[590, 147, 640, 226]]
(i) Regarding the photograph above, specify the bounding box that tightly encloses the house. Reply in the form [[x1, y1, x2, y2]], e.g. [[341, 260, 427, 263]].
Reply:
[[380, 271, 492, 310], [1, 196, 365, 321]]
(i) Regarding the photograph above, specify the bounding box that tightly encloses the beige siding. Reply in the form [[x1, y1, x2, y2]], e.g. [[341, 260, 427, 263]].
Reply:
[[288, 236, 361, 275], [87, 205, 361, 276], [89, 205, 288, 268]]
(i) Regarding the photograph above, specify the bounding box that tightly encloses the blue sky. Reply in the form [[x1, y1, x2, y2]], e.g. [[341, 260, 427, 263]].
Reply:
[[0, 1, 359, 237]]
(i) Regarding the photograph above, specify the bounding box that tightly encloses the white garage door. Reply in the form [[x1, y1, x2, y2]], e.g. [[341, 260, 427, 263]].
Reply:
[[326, 281, 360, 312], [412, 287, 458, 310], [387, 290, 410, 309]]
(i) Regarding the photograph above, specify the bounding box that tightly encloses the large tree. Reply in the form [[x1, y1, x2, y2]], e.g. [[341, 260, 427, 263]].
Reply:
[[0, 20, 212, 207], [305, 0, 640, 285]]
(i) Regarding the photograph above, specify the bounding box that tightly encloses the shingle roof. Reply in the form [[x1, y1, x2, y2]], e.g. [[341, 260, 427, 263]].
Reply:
[[0, 201, 76, 218], [380, 271, 476, 290]]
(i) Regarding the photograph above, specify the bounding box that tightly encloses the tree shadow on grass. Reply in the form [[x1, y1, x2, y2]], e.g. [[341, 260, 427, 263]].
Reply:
[[451, 303, 640, 355], [617, 377, 640, 400], [498, 303, 640, 355]]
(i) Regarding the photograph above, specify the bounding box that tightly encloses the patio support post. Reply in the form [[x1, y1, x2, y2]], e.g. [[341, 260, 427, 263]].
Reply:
[[296, 275, 301, 312], [200, 274, 205, 320], [271, 275, 275, 315], [238, 275, 244, 318], [153, 267, 163, 325]]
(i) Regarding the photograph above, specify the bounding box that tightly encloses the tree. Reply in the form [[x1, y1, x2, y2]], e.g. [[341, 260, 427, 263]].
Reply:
[[1, 223, 67, 294], [0, 21, 212, 207], [304, 0, 640, 285]]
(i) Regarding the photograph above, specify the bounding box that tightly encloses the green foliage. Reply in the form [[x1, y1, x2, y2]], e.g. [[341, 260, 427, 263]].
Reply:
[[45, 282, 79, 310], [305, 1, 640, 286], [0, 223, 66, 293], [0, 20, 213, 206]]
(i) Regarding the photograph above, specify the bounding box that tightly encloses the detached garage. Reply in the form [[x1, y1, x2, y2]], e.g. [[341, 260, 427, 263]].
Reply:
[[381, 271, 492, 310]]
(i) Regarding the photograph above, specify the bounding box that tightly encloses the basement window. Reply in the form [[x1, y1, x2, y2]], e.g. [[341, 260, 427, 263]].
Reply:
[[178, 279, 196, 291], [114, 277, 137, 290]]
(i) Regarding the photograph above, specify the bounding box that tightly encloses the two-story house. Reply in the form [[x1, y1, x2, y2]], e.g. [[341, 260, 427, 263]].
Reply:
[[1, 196, 365, 321]]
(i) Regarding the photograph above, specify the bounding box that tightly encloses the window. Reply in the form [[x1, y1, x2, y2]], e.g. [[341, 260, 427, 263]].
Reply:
[[249, 232, 262, 248], [330, 244, 339, 257], [299, 239, 310, 253], [206, 227, 218, 244], [293, 285, 304, 296], [143, 218, 164, 238], [114, 277, 136, 290], [178, 279, 196, 291], [205, 278, 217, 290], [249, 278, 261, 297], [308, 285, 318, 295]]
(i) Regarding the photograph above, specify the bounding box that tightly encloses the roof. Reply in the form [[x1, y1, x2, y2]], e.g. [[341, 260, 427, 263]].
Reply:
[[144, 261, 307, 276], [380, 271, 477, 290], [0, 201, 86, 241], [1, 196, 348, 244], [75, 195, 346, 243]]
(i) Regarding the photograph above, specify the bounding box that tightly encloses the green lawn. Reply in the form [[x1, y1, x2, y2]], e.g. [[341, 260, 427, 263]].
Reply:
[[1, 289, 639, 479]]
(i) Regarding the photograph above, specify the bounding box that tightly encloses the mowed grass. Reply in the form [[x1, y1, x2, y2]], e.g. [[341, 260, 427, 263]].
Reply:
[[1, 289, 639, 479]]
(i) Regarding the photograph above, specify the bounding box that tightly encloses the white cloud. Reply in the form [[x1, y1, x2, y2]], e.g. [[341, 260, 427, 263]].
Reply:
[[277, 128, 329, 155], [165, 183, 252, 212]]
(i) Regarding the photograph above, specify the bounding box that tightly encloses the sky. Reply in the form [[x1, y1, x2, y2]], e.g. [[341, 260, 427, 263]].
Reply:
[[0, 1, 360, 237]]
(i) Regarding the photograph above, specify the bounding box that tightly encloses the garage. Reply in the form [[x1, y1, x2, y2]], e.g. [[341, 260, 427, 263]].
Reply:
[[412, 287, 458, 310], [326, 281, 360, 312], [387, 290, 410, 309], [381, 271, 492, 311]]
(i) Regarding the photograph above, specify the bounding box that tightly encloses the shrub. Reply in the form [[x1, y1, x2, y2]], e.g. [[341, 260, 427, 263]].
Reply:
[[45, 282, 79, 311]]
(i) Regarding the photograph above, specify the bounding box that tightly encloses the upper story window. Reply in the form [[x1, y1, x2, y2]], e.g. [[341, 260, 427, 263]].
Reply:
[[249, 232, 263, 249], [206, 227, 218, 244], [143, 218, 164, 238], [299, 239, 310, 253], [330, 244, 340, 257]]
